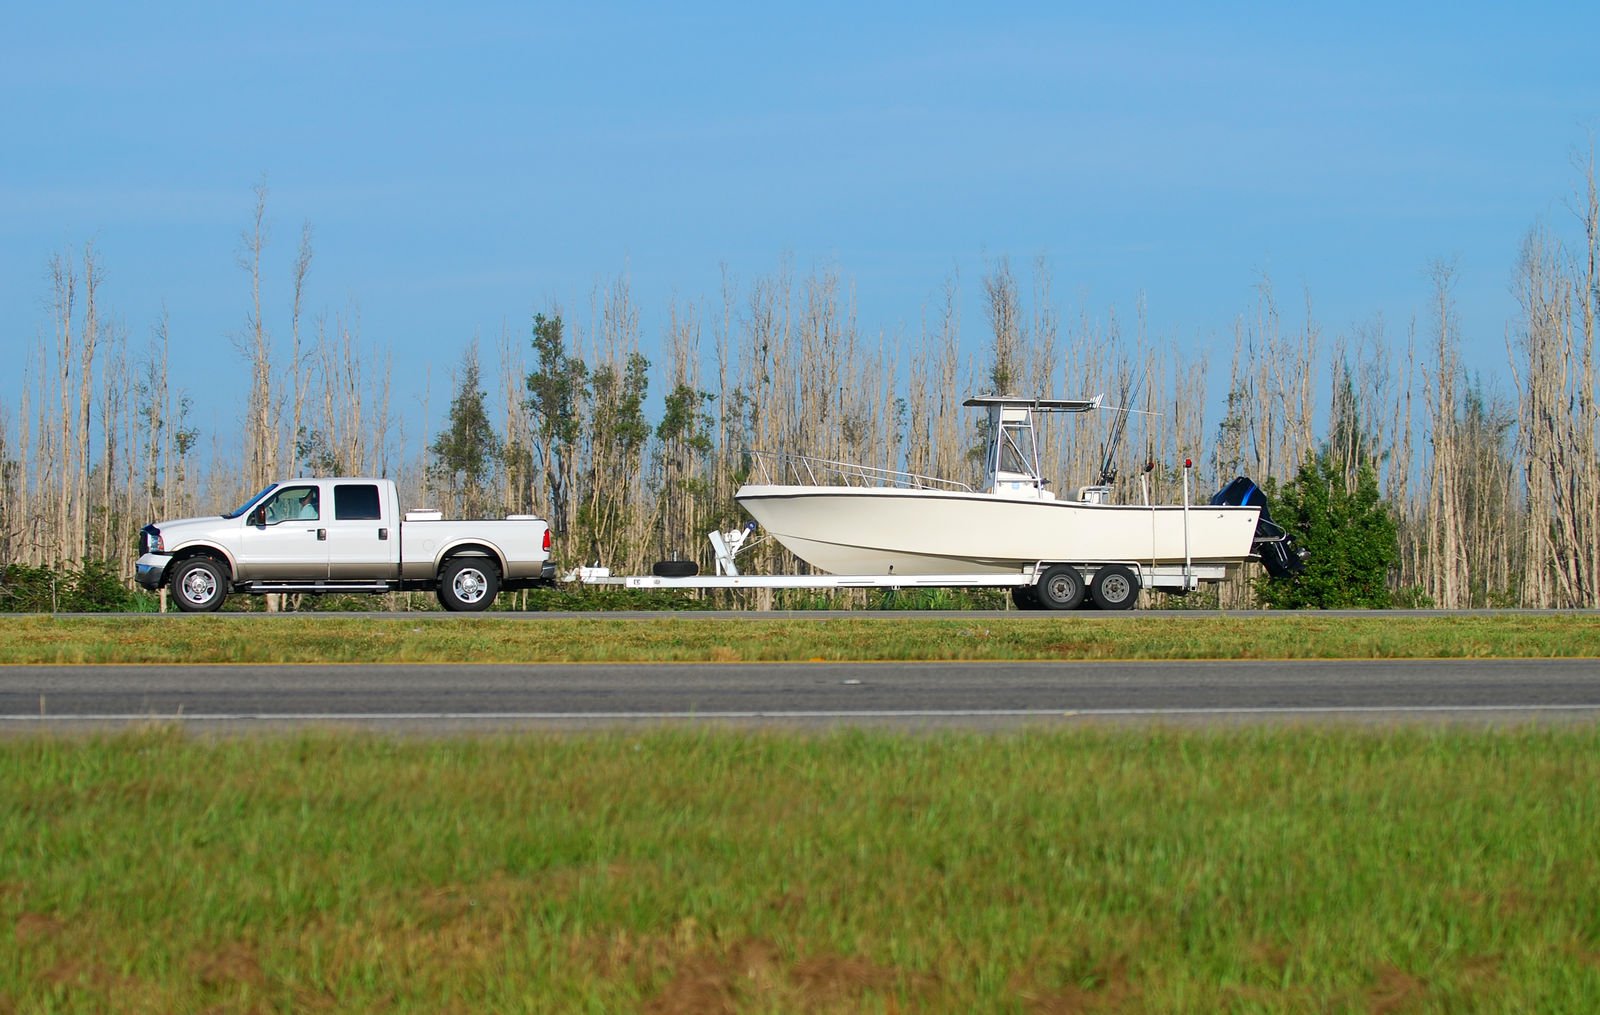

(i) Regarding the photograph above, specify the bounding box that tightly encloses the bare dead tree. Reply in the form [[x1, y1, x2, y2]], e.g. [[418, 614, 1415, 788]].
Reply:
[[498, 321, 534, 514], [73, 244, 101, 564], [287, 223, 314, 475], [1509, 145, 1600, 608], [49, 253, 75, 563], [982, 257, 1024, 396], [0, 398, 15, 565], [1423, 261, 1468, 607], [237, 181, 277, 495]]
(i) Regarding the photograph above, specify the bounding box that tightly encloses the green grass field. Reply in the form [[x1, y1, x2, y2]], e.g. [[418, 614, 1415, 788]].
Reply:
[[4, 727, 1599, 1012], [6, 615, 1598, 1010], [2, 612, 1599, 664]]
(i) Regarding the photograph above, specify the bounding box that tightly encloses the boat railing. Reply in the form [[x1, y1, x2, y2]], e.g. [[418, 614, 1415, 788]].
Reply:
[[745, 450, 973, 492]]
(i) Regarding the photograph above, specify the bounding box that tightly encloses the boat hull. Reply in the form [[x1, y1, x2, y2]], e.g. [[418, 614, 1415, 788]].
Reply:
[[735, 485, 1262, 576]]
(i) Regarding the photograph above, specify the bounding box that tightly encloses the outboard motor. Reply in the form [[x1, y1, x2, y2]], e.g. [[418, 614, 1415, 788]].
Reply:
[[1211, 477, 1306, 579]]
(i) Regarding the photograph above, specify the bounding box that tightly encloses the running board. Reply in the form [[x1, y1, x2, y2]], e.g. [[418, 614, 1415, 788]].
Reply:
[[242, 581, 396, 594]]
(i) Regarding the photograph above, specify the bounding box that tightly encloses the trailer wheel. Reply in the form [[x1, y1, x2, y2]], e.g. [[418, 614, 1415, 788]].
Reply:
[[1090, 565, 1141, 611], [1035, 565, 1086, 611], [437, 557, 500, 612], [170, 557, 229, 613], [1010, 585, 1041, 610]]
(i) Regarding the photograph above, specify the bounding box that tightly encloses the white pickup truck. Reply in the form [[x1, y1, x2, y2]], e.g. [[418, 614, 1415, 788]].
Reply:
[[135, 478, 555, 612]]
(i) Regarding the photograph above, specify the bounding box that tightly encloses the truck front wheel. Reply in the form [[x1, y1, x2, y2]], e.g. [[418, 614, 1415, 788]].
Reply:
[[437, 557, 500, 612], [170, 557, 229, 613]]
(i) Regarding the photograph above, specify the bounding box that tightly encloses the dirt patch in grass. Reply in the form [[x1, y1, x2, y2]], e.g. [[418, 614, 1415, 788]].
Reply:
[[790, 952, 910, 1005], [13, 913, 63, 944], [1012, 957, 1140, 1014], [39, 959, 135, 993], [644, 939, 783, 1015], [1365, 965, 1427, 1013], [186, 941, 265, 988], [638, 937, 922, 1014]]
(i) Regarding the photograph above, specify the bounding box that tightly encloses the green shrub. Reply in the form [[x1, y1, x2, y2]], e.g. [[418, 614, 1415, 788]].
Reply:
[[1256, 453, 1399, 609], [0, 559, 158, 613]]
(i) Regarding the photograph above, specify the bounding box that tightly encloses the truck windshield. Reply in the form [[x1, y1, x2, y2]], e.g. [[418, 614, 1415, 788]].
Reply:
[[223, 484, 278, 519]]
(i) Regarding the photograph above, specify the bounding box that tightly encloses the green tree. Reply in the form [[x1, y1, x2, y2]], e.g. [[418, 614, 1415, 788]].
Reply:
[[524, 313, 587, 535], [651, 381, 716, 556], [1256, 449, 1398, 608], [580, 351, 650, 565], [428, 345, 502, 518]]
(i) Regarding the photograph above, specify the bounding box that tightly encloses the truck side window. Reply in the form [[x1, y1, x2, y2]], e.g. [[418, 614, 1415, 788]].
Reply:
[[265, 486, 319, 523], [334, 484, 382, 521]]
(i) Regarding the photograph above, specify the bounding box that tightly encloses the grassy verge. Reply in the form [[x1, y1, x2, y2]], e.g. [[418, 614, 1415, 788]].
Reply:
[[3, 726, 1598, 1011], [0, 613, 1597, 664]]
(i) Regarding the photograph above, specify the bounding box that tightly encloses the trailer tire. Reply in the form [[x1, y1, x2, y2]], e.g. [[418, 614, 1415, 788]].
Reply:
[[170, 557, 229, 613], [1010, 585, 1041, 610], [651, 559, 700, 578], [437, 557, 500, 612], [1035, 565, 1086, 611], [1090, 565, 1141, 611]]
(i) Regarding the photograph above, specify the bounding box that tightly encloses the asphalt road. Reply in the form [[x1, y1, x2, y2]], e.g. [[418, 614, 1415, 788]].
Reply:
[[4, 658, 1599, 731]]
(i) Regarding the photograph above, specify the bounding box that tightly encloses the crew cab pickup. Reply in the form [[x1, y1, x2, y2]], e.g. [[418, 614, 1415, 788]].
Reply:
[[135, 478, 555, 612]]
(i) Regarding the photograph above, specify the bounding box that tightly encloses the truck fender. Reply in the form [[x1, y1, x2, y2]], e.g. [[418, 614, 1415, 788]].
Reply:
[[165, 542, 238, 582], [434, 541, 507, 577]]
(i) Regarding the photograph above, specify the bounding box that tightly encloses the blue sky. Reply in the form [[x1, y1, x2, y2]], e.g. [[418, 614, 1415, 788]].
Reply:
[[3, 3, 1597, 443]]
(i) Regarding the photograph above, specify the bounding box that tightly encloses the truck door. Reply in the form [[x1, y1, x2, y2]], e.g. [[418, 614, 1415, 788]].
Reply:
[[236, 483, 329, 579], [326, 482, 399, 579]]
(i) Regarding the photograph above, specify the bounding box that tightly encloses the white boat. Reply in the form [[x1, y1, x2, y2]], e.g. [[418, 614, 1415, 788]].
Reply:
[[735, 395, 1292, 604]]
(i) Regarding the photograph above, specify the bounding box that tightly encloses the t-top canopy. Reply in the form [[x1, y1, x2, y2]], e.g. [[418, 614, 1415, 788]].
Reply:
[[960, 394, 1102, 412]]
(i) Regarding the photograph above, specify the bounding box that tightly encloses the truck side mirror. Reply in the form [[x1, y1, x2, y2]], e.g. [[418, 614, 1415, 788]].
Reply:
[[249, 506, 265, 527]]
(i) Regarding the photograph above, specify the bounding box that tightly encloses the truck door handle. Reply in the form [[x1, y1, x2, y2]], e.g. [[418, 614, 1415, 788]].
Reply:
[[317, 529, 327, 541], [378, 528, 389, 540]]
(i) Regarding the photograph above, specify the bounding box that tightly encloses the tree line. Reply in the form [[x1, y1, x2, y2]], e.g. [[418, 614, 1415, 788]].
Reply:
[[2, 156, 1598, 609]]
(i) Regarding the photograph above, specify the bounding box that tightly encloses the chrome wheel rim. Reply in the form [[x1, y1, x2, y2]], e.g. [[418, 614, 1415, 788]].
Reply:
[[181, 568, 216, 604], [453, 567, 488, 604]]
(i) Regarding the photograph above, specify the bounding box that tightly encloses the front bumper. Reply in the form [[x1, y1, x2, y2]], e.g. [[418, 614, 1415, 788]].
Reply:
[[135, 553, 174, 590]]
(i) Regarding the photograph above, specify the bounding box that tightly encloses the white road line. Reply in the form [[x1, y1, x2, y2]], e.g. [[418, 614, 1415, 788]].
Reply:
[[5, 704, 1600, 721]]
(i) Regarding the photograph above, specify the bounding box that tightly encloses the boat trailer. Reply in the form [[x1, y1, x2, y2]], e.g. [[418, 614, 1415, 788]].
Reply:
[[568, 521, 1235, 611]]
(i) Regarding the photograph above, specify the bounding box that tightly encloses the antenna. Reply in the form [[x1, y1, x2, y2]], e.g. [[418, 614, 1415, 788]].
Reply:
[[1097, 375, 1145, 485]]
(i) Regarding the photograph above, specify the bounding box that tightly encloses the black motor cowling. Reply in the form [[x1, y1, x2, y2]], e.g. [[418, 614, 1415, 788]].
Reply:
[[1211, 477, 1306, 579]]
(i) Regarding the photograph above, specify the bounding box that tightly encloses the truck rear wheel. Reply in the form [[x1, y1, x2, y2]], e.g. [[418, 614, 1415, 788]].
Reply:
[[170, 557, 228, 613], [437, 557, 500, 612]]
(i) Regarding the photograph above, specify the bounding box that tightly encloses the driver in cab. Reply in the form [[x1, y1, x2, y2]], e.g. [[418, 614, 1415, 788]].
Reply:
[[266, 487, 319, 523]]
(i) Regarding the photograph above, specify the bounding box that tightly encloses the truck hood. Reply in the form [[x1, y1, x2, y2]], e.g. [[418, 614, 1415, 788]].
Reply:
[[151, 515, 240, 547], [153, 515, 230, 531]]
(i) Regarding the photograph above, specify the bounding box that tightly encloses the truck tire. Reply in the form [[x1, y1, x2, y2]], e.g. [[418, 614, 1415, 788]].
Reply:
[[170, 557, 229, 613], [1034, 564, 1086, 611], [437, 557, 500, 612], [1089, 564, 1141, 611]]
